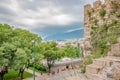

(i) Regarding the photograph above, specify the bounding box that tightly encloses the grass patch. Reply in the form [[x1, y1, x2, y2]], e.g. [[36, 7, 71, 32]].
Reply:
[[4, 70, 33, 80], [81, 55, 93, 73], [29, 67, 46, 74]]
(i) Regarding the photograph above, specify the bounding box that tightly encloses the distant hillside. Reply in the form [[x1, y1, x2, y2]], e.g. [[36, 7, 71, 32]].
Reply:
[[44, 29, 84, 41]]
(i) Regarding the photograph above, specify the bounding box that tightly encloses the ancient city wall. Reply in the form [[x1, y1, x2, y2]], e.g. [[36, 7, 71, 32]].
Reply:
[[84, 0, 120, 55]]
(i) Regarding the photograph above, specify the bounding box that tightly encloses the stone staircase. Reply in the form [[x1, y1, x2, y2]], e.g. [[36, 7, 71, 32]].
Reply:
[[86, 57, 120, 80], [85, 41, 120, 80]]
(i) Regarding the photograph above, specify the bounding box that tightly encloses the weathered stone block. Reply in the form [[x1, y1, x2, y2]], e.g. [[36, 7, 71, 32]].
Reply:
[[86, 64, 103, 74], [93, 58, 113, 67], [93, 59, 106, 67], [93, 0, 101, 8], [109, 43, 120, 57], [86, 73, 104, 80], [107, 73, 113, 78], [113, 70, 120, 79], [106, 60, 113, 67]]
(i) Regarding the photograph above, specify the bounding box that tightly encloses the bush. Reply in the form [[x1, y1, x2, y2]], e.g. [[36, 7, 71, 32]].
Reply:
[[112, 20, 118, 25], [35, 64, 46, 71], [103, 24, 108, 31], [94, 19, 98, 25], [103, 47, 110, 56], [30, 63, 46, 72], [81, 55, 93, 73], [91, 25, 97, 30], [116, 12, 120, 17], [92, 49, 103, 58], [109, 35, 117, 44], [100, 9, 106, 18], [92, 8, 94, 12], [87, 11, 91, 18], [90, 31, 93, 35], [81, 64, 86, 73], [98, 41, 106, 49], [85, 55, 93, 65]]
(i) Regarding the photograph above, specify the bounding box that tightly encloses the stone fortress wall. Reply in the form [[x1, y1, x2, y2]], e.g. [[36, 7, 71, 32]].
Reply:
[[84, 0, 120, 55]]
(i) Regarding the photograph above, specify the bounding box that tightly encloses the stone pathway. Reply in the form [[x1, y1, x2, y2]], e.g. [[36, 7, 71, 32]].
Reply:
[[85, 56, 120, 80], [36, 69, 87, 80], [24, 69, 87, 80]]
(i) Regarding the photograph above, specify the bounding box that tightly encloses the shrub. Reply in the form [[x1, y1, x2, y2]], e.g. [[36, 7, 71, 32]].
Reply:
[[85, 55, 93, 65], [35, 64, 46, 71], [112, 20, 118, 25], [90, 31, 93, 35], [103, 24, 108, 31], [81, 55, 93, 73], [91, 25, 97, 30], [116, 12, 120, 17], [98, 41, 106, 49], [92, 8, 94, 12], [103, 47, 110, 56], [30, 63, 46, 72], [87, 11, 91, 18], [92, 49, 102, 58], [81, 64, 86, 73], [100, 9, 106, 18], [109, 35, 117, 44], [94, 19, 98, 25]]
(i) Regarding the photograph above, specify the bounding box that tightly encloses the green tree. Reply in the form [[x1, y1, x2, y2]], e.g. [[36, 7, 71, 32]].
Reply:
[[63, 45, 77, 58], [0, 24, 42, 80], [0, 43, 16, 80], [39, 41, 62, 74]]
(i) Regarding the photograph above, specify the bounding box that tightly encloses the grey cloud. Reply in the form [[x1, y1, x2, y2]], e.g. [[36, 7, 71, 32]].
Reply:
[[0, 0, 97, 37], [0, 6, 16, 16], [0, 17, 12, 23], [0, 0, 9, 3], [18, 0, 53, 11], [18, 0, 83, 15]]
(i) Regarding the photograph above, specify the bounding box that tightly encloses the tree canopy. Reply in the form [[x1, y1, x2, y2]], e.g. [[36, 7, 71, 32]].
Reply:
[[0, 24, 42, 80]]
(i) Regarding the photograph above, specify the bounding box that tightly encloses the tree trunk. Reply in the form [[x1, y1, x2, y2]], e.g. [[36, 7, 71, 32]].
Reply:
[[47, 57, 55, 75], [0, 66, 8, 80], [20, 72, 24, 80], [0, 72, 5, 80], [48, 67, 51, 74], [18, 71, 20, 77], [0, 74, 4, 80], [18, 67, 25, 80]]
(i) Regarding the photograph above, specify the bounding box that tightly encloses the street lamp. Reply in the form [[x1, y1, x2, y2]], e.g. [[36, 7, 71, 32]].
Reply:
[[32, 40, 36, 80]]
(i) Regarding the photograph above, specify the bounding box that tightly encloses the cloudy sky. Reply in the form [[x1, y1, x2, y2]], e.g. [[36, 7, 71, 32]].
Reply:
[[0, 0, 100, 39]]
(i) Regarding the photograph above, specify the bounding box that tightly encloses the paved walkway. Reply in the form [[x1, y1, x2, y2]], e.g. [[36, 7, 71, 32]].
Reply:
[[24, 69, 87, 80], [38, 69, 87, 80]]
